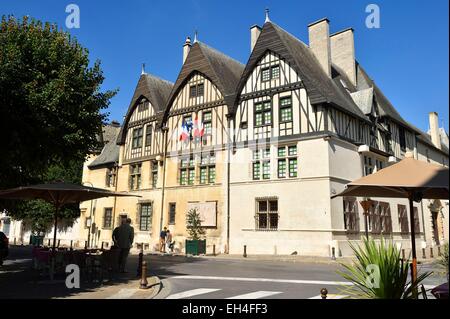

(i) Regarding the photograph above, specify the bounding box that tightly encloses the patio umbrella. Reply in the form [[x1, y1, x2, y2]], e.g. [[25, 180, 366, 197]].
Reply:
[[0, 181, 140, 251], [332, 153, 449, 291]]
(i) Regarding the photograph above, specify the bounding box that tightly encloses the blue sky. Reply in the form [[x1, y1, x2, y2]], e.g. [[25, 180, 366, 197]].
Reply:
[[1, 0, 448, 133]]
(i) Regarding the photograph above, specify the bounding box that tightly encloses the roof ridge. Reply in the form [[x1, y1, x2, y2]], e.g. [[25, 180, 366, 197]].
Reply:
[[197, 41, 245, 67], [144, 73, 174, 86]]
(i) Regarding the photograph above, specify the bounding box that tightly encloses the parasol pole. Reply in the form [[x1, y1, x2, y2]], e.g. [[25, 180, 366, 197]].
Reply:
[[53, 204, 59, 252], [408, 192, 418, 298]]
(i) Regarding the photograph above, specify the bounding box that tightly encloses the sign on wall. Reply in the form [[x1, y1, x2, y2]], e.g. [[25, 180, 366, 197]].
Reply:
[[187, 201, 217, 227]]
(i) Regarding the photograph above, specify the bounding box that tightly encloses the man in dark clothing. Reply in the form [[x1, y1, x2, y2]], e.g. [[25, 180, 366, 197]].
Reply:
[[0, 231, 8, 266], [114, 218, 134, 273], [159, 227, 167, 253]]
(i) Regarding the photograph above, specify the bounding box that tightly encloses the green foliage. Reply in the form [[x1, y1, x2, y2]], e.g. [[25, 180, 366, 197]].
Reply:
[[186, 208, 206, 240], [0, 15, 116, 189], [338, 238, 431, 299]]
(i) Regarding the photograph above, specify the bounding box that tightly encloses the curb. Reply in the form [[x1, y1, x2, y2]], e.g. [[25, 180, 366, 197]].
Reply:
[[145, 275, 163, 299], [152, 278, 172, 299]]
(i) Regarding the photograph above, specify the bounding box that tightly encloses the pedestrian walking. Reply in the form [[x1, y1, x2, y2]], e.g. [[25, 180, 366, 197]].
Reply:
[[115, 218, 134, 273], [159, 227, 167, 253]]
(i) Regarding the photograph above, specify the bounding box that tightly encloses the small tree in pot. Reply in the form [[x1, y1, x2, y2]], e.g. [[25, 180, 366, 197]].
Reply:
[[185, 208, 206, 255]]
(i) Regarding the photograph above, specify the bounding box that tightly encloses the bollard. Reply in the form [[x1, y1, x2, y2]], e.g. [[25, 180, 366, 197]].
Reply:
[[320, 288, 328, 299], [331, 247, 336, 261], [422, 248, 426, 259], [437, 246, 441, 257], [401, 249, 405, 260], [101, 242, 104, 250], [57, 239, 60, 248], [48, 239, 51, 247], [14, 238, 16, 245], [243, 245, 247, 258], [84, 241, 88, 249], [430, 247, 434, 259], [213, 244, 216, 256], [137, 245, 144, 277], [140, 261, 148, 289], [70, 240, 73, 251]]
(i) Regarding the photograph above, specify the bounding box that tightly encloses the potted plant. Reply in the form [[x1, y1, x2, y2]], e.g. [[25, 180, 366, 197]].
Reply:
[[185, 208, 206, 255]]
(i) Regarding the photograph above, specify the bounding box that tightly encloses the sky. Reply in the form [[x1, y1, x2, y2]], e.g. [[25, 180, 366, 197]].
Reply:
[[1, 0, 449, 133]]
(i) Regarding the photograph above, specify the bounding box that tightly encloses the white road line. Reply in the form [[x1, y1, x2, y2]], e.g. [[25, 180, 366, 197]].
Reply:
[[170, 275, 353, 286], [227, 291, 282, 299], [309, 294, 348, 299], [166, 288, 221, 299], [106, 288, 138, 299]]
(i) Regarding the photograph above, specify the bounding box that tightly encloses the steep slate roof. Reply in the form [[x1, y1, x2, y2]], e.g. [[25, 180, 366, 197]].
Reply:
[[406, 121, 450, 155], [355, 63, 421, 134], [233, 21, 369, 122], [117, 73, 173, 145], [89, 124, 121, 168], [162, 41, 245, 121]]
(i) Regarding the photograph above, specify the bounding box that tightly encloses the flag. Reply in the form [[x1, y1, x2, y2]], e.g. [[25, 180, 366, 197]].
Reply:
[[193, 114, 205, 138], [179, 121, 189, 141]]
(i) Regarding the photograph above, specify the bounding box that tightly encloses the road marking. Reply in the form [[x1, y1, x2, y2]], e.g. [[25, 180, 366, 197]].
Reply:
[[170, 275, 353, 286], [166, 288, 221, 299], [107, 288, 138, 299], [309, 294, 348, 299], [227, 291, 282, 299]]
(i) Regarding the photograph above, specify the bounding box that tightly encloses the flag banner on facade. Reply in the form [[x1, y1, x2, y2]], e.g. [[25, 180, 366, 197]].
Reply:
[[193, 114, 205, 138], [179, 120, 192, 141]]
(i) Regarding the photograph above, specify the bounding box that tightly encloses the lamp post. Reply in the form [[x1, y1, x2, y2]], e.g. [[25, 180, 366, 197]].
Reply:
[[359, 198, 373, 240]]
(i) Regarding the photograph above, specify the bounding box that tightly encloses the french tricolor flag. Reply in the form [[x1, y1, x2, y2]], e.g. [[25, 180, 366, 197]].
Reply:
[[193, 114, 204, 138], [179, 121, 189, 141]]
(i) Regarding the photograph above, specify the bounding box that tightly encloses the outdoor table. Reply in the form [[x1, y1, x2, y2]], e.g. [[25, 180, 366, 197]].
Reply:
[[431, 282, 449, 299]]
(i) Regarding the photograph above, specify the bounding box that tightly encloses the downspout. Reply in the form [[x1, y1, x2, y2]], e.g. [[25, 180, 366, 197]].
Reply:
[[111, 162, 119, 231], [159, 126, 169, 232], [226, 114, 232, 254]]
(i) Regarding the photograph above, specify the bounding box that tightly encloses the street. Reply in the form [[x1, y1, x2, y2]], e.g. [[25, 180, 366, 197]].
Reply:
[[1, 246, 445, 299]]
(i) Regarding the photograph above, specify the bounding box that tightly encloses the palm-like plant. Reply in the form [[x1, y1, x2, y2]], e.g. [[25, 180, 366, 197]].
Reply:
[[436, 242, 449, 281], [338, 238, 431, 299]]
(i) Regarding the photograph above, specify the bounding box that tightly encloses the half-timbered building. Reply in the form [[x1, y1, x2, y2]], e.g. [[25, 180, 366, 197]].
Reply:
[[77, 14, 449, 257]]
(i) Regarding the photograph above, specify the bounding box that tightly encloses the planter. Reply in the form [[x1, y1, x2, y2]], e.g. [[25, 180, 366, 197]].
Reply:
[[185, 239, 206, 255]]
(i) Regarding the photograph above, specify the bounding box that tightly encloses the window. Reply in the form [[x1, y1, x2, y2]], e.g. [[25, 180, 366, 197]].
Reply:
[[413, 207, 420, 233], [343, 198, 359, 232], [279, 96, 292, 123], [256, 199, 279, 230], [105, 166, 117, 187], [253, 149, 270, 180], [132, 127, 143, 149], [129, 163, 142, 190], [103, 208, 113, 229], [261, 65, 280, 82], [254, 101, 272, 127], [398, 204, 409, 234], [190, 83, 204, 98], [180, 156, 195, 185], [203, 111, 212, 135], [375, 159, 384, 171], [169, 203, 176, 225], [277, 145, 297, 178], [151, 161, 158, 188], [399, 126, 406, 151], [364, 156, 374, 176], [200, 153, 216, 184], [138, 100, 148, 112], [368, 201, 380, 233], [379, 202, 392, 234], [139, 203, 152, 231], [145, 124, 152, 147]]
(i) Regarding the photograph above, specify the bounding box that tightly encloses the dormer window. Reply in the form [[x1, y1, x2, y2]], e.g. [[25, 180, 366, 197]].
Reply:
[[138, 100, 149, 112], [190, 83, 204, 98]]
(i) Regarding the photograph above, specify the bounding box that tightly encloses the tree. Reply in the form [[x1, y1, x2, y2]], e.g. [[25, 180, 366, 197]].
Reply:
[[186, 208, 206, 240], [0, 15, 116, 189]]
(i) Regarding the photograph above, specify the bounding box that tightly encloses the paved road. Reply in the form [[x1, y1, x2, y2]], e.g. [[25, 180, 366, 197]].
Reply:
[[146, 254, 446, 299], [0, 246, 446, 299]]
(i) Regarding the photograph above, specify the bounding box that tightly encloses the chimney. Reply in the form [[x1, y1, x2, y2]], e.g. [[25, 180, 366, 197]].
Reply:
[[308, 18, 331, 77], [330, 28, 357, 86], [183, 36, 192, 64], [429, 112, 442, 149], [250, 24, 262, 52]]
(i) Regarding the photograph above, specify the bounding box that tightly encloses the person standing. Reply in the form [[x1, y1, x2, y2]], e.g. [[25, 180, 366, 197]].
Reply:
[[159, 227, 167, 253], [165, 229, 173, 253], [116, 218, 134, 273]]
